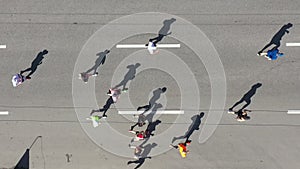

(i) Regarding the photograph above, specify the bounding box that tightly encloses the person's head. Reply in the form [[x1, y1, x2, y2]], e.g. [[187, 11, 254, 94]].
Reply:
[[199, 112, 205, 118], [155, 119, 162, 124], [165, 18, 176, 24], [161, 87, 167, 93], [151, 143, 158, 147], [135, 63, 141, 68], [286, 23, 293, 28], [252, 83, 262, 89], [42, 49, 48, 55], [170, 18, 176, 22], [104, 49, 110, 54]]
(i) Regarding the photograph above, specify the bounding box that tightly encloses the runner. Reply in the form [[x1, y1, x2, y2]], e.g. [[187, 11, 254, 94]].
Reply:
[[128, 144, 143, 159], [86, 115, 101, 127], [169, 140, 191, 158], [145, 40, 159, 54], [12, 73, 26, 87], [257, 48, 284, 60], [228, 109, 251, 122], [106, 88, 127, 103], [129, 130, 147, 142], [130, 114, 146, 131]]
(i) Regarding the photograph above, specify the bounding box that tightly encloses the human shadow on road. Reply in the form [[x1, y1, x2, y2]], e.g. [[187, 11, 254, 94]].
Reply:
[[20, 49, 48, 79], [144, 103, 163, 123], [127, 143, 157, 169], [229, 83, 262, 111], [113, 63, 141, 90], [258, 23, 293, 54], [148, 18, 176, 46], [137, 87, 167, 112], [172, 112, 205, 143], [145, 119, 161, 138], [90, 96, 114, 118], [85, 49, 110, 75]]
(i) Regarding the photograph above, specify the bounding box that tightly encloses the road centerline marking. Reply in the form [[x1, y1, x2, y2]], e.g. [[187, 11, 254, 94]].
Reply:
[[116, 44, 180, 48], [0, 45, 6, 49], [118, 110, 184, 114], [286, 43, 300, 47], [0, 111, 9, 115], [287, 110, 300, 114]]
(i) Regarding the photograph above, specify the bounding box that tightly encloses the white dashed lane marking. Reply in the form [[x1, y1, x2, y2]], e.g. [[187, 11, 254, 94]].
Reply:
[[0, 111, 9, 115], [118, 110, 184, 114], [286, 43, 300, 47], [116, 44, 180, 48], [287, 110, 300, 114]]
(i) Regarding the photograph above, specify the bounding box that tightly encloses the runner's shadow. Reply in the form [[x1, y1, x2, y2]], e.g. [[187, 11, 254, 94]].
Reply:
[[20, 49, 48, 79], [85, 49, 110, 75], [149, 18, 176, 45], [137, 87, 167, 112], [258, 23, 293, 53], [144, 103, 163, 123], [172, 112, 205, 143], [145, 119, 161, 137], [91, 96, 114, 117], [113, 63, 140, 90], [229, 83, 262, 111], [127, 143, 157, 169]]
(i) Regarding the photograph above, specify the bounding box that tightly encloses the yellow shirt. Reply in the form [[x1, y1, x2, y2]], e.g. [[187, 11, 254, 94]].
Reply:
[[178, 144, 187, 158]]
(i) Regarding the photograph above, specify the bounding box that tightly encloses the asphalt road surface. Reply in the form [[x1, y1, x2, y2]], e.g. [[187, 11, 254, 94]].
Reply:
[[0, 1, 300, 169]]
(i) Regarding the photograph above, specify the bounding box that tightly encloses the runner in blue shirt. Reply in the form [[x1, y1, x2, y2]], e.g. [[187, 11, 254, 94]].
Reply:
[[258, 48, 284, 60]]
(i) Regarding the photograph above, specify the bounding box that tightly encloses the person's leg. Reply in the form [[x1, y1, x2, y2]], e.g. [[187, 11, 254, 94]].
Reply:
[[127, 160, 139, 165], [153, 34, 164, 45], [149, 36, 159, 42], [130, 123, 138, 131], [258, 42, 273, 54], [99, 108, 108, 117], [272, 41, 281, 50], [259, 52, 268, 57], [185, 137, 191, 144], [169, 144, 178, 149], [92, 63, 101, 75], [229, 99, 244, 111], [20, 67, 32, 75], [172, 136, 184, 143], [114, 79, 125, 89], [137, 105, 150, 111], [122, 80, 129, 90], [241, 100, 251, 110], [26, 67, 37, 78], [90, 109, 101, 116], [134, 158, 145, 169], [85, 65, 97, 74]]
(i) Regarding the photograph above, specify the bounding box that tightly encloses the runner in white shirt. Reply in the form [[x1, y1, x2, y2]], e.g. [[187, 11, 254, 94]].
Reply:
[[146, 40, 158, 54]]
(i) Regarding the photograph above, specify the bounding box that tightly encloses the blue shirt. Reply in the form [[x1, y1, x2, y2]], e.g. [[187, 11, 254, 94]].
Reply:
[[267, 49, 283, 60]]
